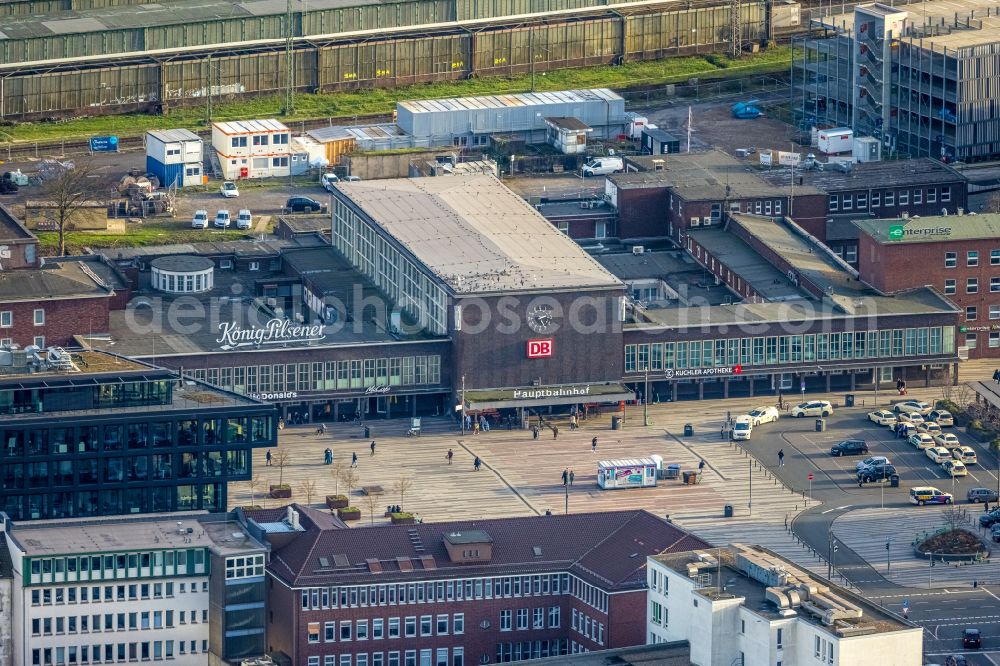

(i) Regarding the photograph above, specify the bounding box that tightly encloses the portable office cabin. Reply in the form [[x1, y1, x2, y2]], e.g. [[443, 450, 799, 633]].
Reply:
[[641, 127, 680, 155], [597, 458, 658, 490], [211, 119, 291, 180], [395, 89, 627, 147], [146, 129, 203, 188]]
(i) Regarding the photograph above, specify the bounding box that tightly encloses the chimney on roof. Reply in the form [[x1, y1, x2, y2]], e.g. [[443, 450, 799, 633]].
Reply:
[[287, 506, 300, 530]]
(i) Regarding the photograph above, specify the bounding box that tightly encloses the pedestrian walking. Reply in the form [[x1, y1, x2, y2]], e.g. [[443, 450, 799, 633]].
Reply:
[[561, 469, 568, 486], [553, 426, 559, 440], [464, 414, 471, 431], [591, 437, 598, 452], [447, 449, 454, 465], [994, 369, 1000, 384], [777, 449, 785, 466], [570, 414, 577, 430], [370, 440, 376, 456], [324, 448, 333, 465], [473, 421, 480, 435], [985, 501, 991, 512], [265, 450, 273, 466], [532, 426, 539, 440], [569, 469, 575, 486], [474, 456, 481, 471], [698, 459, 706, 473], [351, 451, 358, 467], [506, 416, 512, 431], [483, 418, 490, 432]]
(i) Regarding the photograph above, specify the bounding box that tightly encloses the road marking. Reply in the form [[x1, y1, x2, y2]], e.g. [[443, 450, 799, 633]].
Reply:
[[984, 587, 1000, 603]]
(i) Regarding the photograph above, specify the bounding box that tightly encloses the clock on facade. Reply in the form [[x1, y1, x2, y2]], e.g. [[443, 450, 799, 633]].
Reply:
[[527, 304, 555, 333]]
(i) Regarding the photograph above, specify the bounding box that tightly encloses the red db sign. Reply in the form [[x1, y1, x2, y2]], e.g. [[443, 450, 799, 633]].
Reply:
[[527, 339, 553, 359]]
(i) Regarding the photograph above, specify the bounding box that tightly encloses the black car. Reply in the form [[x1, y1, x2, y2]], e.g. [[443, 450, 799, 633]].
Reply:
[[979, 509, 1000, 528], [285, 196, 325, 213], [830, 439, 869, 457], [964, 628, 982, 649], [857, 463, 896, 484]]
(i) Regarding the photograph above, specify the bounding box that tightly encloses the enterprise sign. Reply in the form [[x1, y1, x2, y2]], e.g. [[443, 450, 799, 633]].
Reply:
[[217, 319, 326, 348], [888, 224, 952, 241]]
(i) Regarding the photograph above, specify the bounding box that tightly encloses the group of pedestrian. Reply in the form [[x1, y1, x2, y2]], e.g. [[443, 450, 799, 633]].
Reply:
[[893, 421, 909, 438], [445, 447, 483, 471], [561, 468, 575, 486], [463, 414, 492, 433], [896, 377, 907, 395]]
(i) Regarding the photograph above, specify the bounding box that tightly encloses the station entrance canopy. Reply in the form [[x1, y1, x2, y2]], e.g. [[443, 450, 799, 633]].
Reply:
[[461, 383, 634, 411]]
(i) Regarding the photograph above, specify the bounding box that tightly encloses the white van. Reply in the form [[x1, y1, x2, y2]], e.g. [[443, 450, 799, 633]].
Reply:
[[582, 157, 624, 177], [732, 415, 753, 441]]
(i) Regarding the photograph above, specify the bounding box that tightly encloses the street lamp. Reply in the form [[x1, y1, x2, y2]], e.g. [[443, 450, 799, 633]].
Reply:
[[886, 536, 893, 571], [748, 458, 753, 517], [828, 533, 838, 579], [642, 364, 651, 427]]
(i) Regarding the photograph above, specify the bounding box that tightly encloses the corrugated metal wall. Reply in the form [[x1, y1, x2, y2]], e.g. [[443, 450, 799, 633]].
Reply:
[[0, 1, 768, 119], [0, 0, 156, 18]]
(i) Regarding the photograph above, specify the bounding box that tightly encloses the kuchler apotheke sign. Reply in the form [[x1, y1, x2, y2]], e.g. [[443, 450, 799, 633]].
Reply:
[[664, 365, 743, 379], [217, 319, 326, 347]]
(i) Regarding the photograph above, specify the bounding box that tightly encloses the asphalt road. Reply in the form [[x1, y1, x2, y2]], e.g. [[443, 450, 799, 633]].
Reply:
[[732, 402, 1000, 661]]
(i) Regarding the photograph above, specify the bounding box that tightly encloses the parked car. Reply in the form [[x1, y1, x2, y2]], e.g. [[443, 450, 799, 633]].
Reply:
[[868, 409, 896, 426], [830, 439, 869, 457], [930, 409, 955, 426], [792, 400, 834, 418], [951, 446, 977, 465], [910, 487, 953, 505], [858, 463, 896, 484], [968, 487, 1000, 504], [896, 400, 932, 415], [581, 157, 624, 177], [917, 421, 942, 436], [236, 209, 253, 230], [286, 196, 325, 213], [220, 181, 239, 198], [980, 508, 1000, 527], [946, 655, 968, 666], [191, 209, 209, 229], [942, 460, 968, 477], [926, 446, 952, 464], [909, 433, 935, 449], [345, 175, 362, 182], [991, 524, 1000, 543], [747, 406, 780, 426], [963, 628, 982, 650], [732, 415, 753, 441], [896, 411, 925, 424], [321, 173, 340, 192], [214, 210, 231, 229], [856, 455, 890, 471], [934, 432, 961, 448]]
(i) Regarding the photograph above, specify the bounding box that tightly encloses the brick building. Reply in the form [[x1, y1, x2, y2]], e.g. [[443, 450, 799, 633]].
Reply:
[[855, 214, 1000, 357], [249, 508, 709, 666]]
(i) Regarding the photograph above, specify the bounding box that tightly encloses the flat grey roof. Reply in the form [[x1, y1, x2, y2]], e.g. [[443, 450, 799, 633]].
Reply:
[[146, 128, 202, 144], [8, 512, 265, 557], [101, 239, 294, 262], [335, 175, 623, 295], [625, 149, 823, 201], [687, 228, 807, 302], [150, 255, 214, 272], [759, 158, 965, 193], [854, 213, 1000, 244], [0, 260, 113, 302], [595, 250, 736, 306], [397, 89, 623, 114]]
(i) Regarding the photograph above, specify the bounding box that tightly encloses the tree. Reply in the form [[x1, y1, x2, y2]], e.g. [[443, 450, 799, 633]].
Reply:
[[274, 449, 291, 486], [364, 490, 384, 525], [247, 476, 262, 507], [339, 468, 360, 497], [330, 461, 348, 495], [39, 159, 113, 257], [392, 476, 414, 508], [300, 480, 318, 506], [942, 505, 970, 532]]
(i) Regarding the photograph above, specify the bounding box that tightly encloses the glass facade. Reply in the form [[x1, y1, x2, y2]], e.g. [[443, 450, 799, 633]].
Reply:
[[1, 410, 274, 521], [333, 199, 448, 335], [623, 326, 955, 373], [0, 380, 171, 416]]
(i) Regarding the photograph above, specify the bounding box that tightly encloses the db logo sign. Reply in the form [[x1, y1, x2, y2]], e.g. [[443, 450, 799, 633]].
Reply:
[[527, 339, 553, 359]]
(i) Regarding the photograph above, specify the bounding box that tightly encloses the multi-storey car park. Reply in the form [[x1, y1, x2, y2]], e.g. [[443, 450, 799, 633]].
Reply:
[[793, 0, 1000, 161], [0, 0, 777, 121]]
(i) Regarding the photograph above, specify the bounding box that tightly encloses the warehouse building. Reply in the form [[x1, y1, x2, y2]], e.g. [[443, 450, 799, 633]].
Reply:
[[793, 0, 1000, 161], [145, 129, 204, 188]]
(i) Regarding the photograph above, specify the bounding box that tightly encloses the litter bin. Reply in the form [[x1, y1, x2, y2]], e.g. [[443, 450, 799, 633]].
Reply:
[[890, 474, 900, 488], [364, 425, 372, 439], [724, 504, 734, 518], [611, 416, 622, 430], [815, 418, 826, 432], [684, 423, 694, 437], [845, 394, 855, 408]]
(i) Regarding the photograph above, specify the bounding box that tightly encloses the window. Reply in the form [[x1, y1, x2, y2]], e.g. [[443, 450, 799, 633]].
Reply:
[[945, 252, 957, 268], [968, 332, 978, 349], [898, 190, 909, 205], [871, 191, 881, 207], [991, 332, 1000, 349], [420, 616, 432, 636], [341, 620, 353, 641], [0, 311, 10, 327], [651, 601, 663, 626], [777, 628, 783, 648], [252, 135, 269, 146], [453, 614, 464, 634], [993, 278, 1000, 292], [548, 607, 560, 628], [404, 617, 416, 638], [969, 251, 980, 267], [272, 157, 289, 167], [842, 195, 852, 210], [967, 306, 978, 321], [945, 279, 957, 294], [308, 622, 320, 643], [968, 278, 979, 294], [993, 250, 1000, 266], [828, 196, 838, 212], [928, 188, 937, 203], [913, 189, 922, 204], [991, 305, 1000, 320], [885, 191, 895, 206], [34, 309, 44, 326], [942, 186, 952, 202], [373, 618, 384, 639], [500, 610, 512, 631], [357, 620, 369, 640], [557, 221, 569, 235], [33, 336, 44, 348], [388, 618, 400, 638], [533, 608, 544, 629], [516, 608, 528, 630], [857, 193, 867, 208]]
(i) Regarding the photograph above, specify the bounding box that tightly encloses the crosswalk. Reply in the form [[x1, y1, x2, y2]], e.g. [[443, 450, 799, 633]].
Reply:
[[831, 507, 1000, 589]]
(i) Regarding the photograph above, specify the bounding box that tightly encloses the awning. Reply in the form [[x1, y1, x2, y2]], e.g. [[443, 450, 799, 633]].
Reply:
[[461, 383, 634, 411]]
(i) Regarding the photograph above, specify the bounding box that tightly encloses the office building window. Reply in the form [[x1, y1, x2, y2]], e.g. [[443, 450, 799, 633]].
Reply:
[[968, 278, 979, 294], [945, 252, 957, 268], [945, 279, 956, 294], [969, 251, 980, 267]]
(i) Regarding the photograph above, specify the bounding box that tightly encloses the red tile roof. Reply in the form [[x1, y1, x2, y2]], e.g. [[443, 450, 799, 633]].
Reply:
[[262, 510, 710, 592]]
